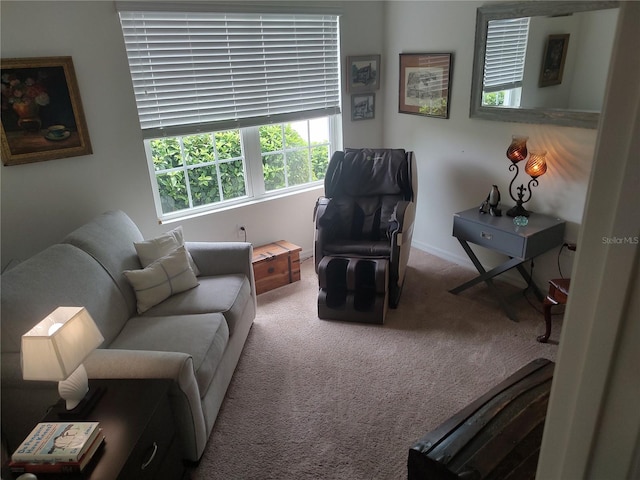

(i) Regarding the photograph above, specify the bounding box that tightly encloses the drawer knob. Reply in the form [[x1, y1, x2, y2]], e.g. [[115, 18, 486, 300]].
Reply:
[[481, 231, 493, 240], [268, 267, 275, 274], [141, 441, 158, 470]]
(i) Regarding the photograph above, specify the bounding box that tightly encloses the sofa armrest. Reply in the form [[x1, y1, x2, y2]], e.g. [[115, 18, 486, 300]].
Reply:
[[186, 241, 253, 278], [84, 349, 206, 461]]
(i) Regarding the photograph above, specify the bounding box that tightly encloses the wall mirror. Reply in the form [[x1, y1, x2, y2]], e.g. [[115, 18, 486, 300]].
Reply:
[[470, 1, 619, 129]]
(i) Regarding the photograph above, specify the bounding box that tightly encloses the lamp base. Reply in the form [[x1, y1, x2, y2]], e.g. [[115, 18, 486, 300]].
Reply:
[[57, 386, 105, 419], [506, 204, 530, 217]]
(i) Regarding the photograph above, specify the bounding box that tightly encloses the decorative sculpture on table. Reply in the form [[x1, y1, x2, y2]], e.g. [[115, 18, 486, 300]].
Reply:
[[479, 185, 502, 216]]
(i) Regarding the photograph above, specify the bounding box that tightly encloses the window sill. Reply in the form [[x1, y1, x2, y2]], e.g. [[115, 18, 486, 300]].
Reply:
[[159, 183, 324, 225]]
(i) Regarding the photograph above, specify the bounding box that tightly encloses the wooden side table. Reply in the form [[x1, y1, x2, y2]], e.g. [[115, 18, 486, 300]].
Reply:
[[9, 379, 186, 479], [450, 207, 565, 321]]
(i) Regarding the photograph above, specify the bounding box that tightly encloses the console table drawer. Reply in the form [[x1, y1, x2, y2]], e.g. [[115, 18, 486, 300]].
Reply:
[[453, 216, 524, 258], [119, 389, 177, 479]]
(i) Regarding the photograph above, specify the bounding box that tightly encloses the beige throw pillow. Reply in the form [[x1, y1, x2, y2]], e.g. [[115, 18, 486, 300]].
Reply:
[[134, 225, 200, 276], [124, 246, 199, 314]]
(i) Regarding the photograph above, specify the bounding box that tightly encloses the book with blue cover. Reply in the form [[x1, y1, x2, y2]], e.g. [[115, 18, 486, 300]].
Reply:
[[11, 422, 101, 463]]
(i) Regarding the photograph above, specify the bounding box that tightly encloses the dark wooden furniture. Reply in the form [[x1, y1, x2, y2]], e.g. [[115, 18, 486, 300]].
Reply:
[[252, 240, 301, 294], [408, 358, 554, 480], [451, 207, 565, 321], [539, 278, 571, 343], [13, 379, 185, 479]]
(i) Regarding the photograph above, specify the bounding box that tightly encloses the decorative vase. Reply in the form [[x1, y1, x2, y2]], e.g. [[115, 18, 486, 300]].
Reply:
[[506, 135, 528, 163], [12, 101, 41, 133]]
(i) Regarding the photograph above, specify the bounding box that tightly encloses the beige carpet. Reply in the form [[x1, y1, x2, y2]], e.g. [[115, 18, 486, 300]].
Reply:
[[190, 248, 560, 479]]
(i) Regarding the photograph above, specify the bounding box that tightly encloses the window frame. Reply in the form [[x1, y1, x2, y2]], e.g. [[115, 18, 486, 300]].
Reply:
[[145, 115, 341, 222]]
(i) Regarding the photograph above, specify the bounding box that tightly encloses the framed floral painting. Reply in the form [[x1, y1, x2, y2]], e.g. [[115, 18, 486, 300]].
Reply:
[[1, 56, 92, 166]]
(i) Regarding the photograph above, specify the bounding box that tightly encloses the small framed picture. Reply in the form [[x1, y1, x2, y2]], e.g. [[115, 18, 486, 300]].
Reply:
[[1, 56, 92, 166], [351, 93, 375, 121], [399, 53, 453, 119], [539, 34, 570, 87], [347, 54, 380, 93]]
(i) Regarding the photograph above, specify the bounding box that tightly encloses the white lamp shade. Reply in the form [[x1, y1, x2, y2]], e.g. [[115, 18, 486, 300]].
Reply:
[[21, 306, 104, 381]]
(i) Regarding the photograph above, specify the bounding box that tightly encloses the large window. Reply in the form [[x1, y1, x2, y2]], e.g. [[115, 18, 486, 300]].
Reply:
[[147, 117, 334, 216], [118, 7, 341, 220]]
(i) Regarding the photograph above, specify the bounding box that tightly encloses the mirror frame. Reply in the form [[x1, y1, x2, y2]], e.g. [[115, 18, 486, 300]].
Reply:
[[470, 1, 619, 129]]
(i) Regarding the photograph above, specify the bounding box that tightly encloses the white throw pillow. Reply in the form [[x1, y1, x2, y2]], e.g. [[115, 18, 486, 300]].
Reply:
[[124, 246, 199, 314], [134, 226, 200, 276]]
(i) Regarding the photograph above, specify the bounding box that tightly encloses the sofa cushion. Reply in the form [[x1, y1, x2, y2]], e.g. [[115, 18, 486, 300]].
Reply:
[[0, 244, 130, 351], [134, 226, 200, 276], [123, 247, 199, 314], [141, 274, 250, 336], [108, 313, 229, 398], [62, 210, 144, 314]]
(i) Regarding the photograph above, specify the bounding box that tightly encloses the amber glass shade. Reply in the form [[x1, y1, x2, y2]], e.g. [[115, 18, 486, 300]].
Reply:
[[506, 135, 529, 163], [525, 151, 548, 179]]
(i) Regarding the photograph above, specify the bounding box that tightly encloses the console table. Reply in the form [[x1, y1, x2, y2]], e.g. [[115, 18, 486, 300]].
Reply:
[[450, 207, 565, 321], [6, 379, 186, 479]]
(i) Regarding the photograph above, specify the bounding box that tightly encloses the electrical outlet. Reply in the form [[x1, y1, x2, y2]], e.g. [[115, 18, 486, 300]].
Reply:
[[236, 224, 246, 240]]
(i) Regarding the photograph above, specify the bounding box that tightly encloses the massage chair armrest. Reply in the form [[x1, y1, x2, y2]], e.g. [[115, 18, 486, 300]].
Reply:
[[389, 201, 416, 245], [314, 197, 333, 272], [314, 197, 332, 226]]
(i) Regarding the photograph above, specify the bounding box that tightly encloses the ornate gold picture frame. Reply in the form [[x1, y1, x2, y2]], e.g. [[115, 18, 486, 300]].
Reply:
[[1, 56, 92, 166]]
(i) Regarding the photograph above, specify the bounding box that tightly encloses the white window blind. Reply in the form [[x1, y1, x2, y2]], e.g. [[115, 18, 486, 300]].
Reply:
[[483, 17, 530, 93], [118, 10, 341, 138]]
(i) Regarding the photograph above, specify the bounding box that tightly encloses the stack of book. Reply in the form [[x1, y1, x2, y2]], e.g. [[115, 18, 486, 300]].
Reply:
[[9, 421, 105, 474]]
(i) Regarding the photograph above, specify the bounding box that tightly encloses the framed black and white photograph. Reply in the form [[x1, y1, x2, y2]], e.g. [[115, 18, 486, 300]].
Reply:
[[539, 34, 570, 87], [351, 93, 375, 121], [347, 55, 380, 93], [399, 53, 452, 119]]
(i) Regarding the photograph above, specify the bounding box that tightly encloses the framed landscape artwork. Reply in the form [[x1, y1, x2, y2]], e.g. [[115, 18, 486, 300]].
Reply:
[[399, 53, 453, 119], [351, 93, 375, 121], [1, 56, 92, 166], [347, 54, 380, 93]]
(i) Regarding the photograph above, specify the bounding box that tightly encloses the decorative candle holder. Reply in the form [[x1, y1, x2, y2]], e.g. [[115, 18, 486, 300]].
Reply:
[[505, 137, 547, 218]]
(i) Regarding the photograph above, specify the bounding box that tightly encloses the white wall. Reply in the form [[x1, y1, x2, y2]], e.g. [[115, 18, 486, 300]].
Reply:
[[0, 1, 385, 269], [568, 8, 618, 112], [382, 0, 596, 289], [521, 9, 618, 112], [537, 2, 640, 476], [1, 0, 603, 293]]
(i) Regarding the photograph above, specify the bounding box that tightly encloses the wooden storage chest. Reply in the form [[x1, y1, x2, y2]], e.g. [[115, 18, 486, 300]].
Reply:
[[252, 241, 301, 294]]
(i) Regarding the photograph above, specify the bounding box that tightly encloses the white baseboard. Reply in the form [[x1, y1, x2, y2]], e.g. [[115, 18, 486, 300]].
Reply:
[[410, 240, 529, 289]]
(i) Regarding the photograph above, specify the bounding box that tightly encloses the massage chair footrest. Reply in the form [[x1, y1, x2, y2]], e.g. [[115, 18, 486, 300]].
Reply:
[[317, 256, 388, 324]]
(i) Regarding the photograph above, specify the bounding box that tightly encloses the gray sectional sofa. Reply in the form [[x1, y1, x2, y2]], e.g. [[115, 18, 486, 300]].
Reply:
[[1, 210, 256, 462]]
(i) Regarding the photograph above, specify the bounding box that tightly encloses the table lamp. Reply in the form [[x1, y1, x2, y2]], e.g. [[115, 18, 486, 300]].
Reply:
[[21, 306, 104, 411]]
